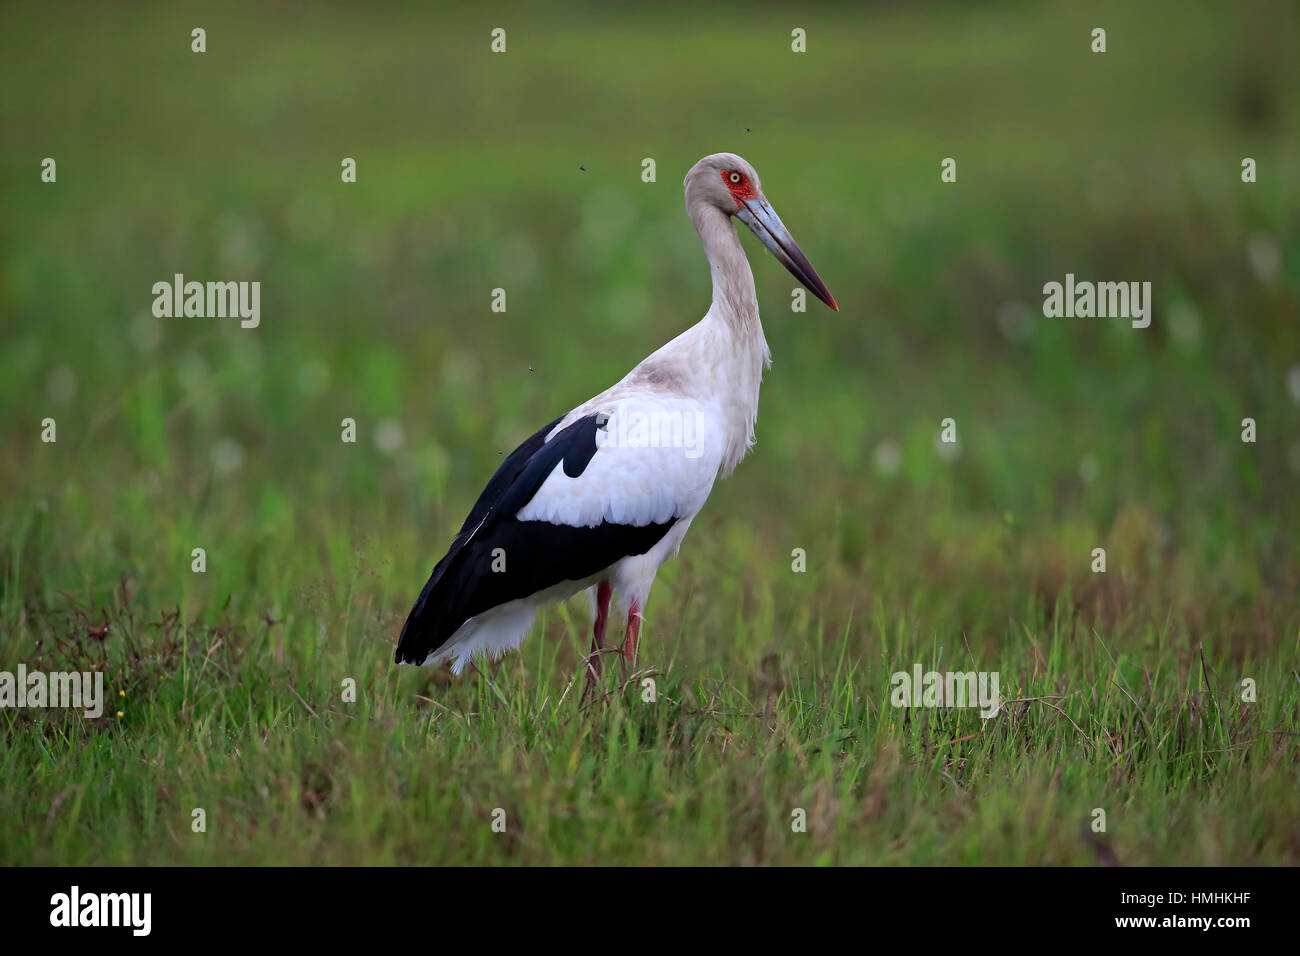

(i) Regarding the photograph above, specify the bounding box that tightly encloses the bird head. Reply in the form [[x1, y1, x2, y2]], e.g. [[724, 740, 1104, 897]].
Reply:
[[684, 152, 838, 311]]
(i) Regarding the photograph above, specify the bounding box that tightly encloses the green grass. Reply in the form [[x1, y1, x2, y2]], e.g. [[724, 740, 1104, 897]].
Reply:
[[1, 0, 1298, 864]]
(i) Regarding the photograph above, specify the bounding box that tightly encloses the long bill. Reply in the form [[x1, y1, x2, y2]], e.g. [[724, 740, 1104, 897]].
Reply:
[[736, 198, 838, 311]]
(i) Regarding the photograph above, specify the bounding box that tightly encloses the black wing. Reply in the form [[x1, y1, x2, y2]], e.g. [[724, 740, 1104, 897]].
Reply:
[[393, 414, 676, 665]]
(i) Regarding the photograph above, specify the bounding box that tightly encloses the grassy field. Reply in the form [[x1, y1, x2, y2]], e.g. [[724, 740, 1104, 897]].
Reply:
[[1, 0, 1298, 865]]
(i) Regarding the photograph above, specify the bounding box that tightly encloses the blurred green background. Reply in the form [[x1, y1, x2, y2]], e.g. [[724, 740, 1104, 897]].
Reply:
[[1, 1, 1297, 864], [4, 0, 1296, 646]]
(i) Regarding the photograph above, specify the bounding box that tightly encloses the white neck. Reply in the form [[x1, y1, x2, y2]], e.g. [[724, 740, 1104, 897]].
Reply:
[[618, 202, 772, 477], [689, 203, 771, 475], [690, 201, 761, 341]]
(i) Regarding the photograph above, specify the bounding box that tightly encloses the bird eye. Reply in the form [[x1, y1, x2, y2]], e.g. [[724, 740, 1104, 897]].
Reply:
[[729, 172, 742, 183]]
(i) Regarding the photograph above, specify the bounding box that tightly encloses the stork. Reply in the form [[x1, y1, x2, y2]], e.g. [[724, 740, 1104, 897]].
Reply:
[[394, 153, 837, 685]]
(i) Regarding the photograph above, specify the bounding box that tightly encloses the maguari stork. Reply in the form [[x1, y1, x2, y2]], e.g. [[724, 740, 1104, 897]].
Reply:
[[394, 153, 837, 683]]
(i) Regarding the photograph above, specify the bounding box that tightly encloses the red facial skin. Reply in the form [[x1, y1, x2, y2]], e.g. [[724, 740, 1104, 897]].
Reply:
[[721, 169, 757, 209]]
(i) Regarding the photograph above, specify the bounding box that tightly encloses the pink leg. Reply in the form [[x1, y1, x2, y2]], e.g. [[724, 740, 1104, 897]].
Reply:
[[623, 602, 641, 666], [587, 581, 612, 678]]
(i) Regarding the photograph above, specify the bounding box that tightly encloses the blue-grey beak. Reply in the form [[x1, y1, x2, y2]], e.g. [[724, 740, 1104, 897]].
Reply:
[[736, 198, 838, 311]]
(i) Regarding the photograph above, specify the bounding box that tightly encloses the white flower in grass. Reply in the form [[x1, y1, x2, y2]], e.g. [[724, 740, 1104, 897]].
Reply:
[[213, 437, 244, 474], [873, 440, 901, 476], [375, 419, 405, 455], [1247, 233, 1280, 283]]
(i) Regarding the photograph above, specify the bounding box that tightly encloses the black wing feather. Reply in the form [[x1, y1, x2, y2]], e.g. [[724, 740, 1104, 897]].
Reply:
[[394, 414, 675, 665]]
